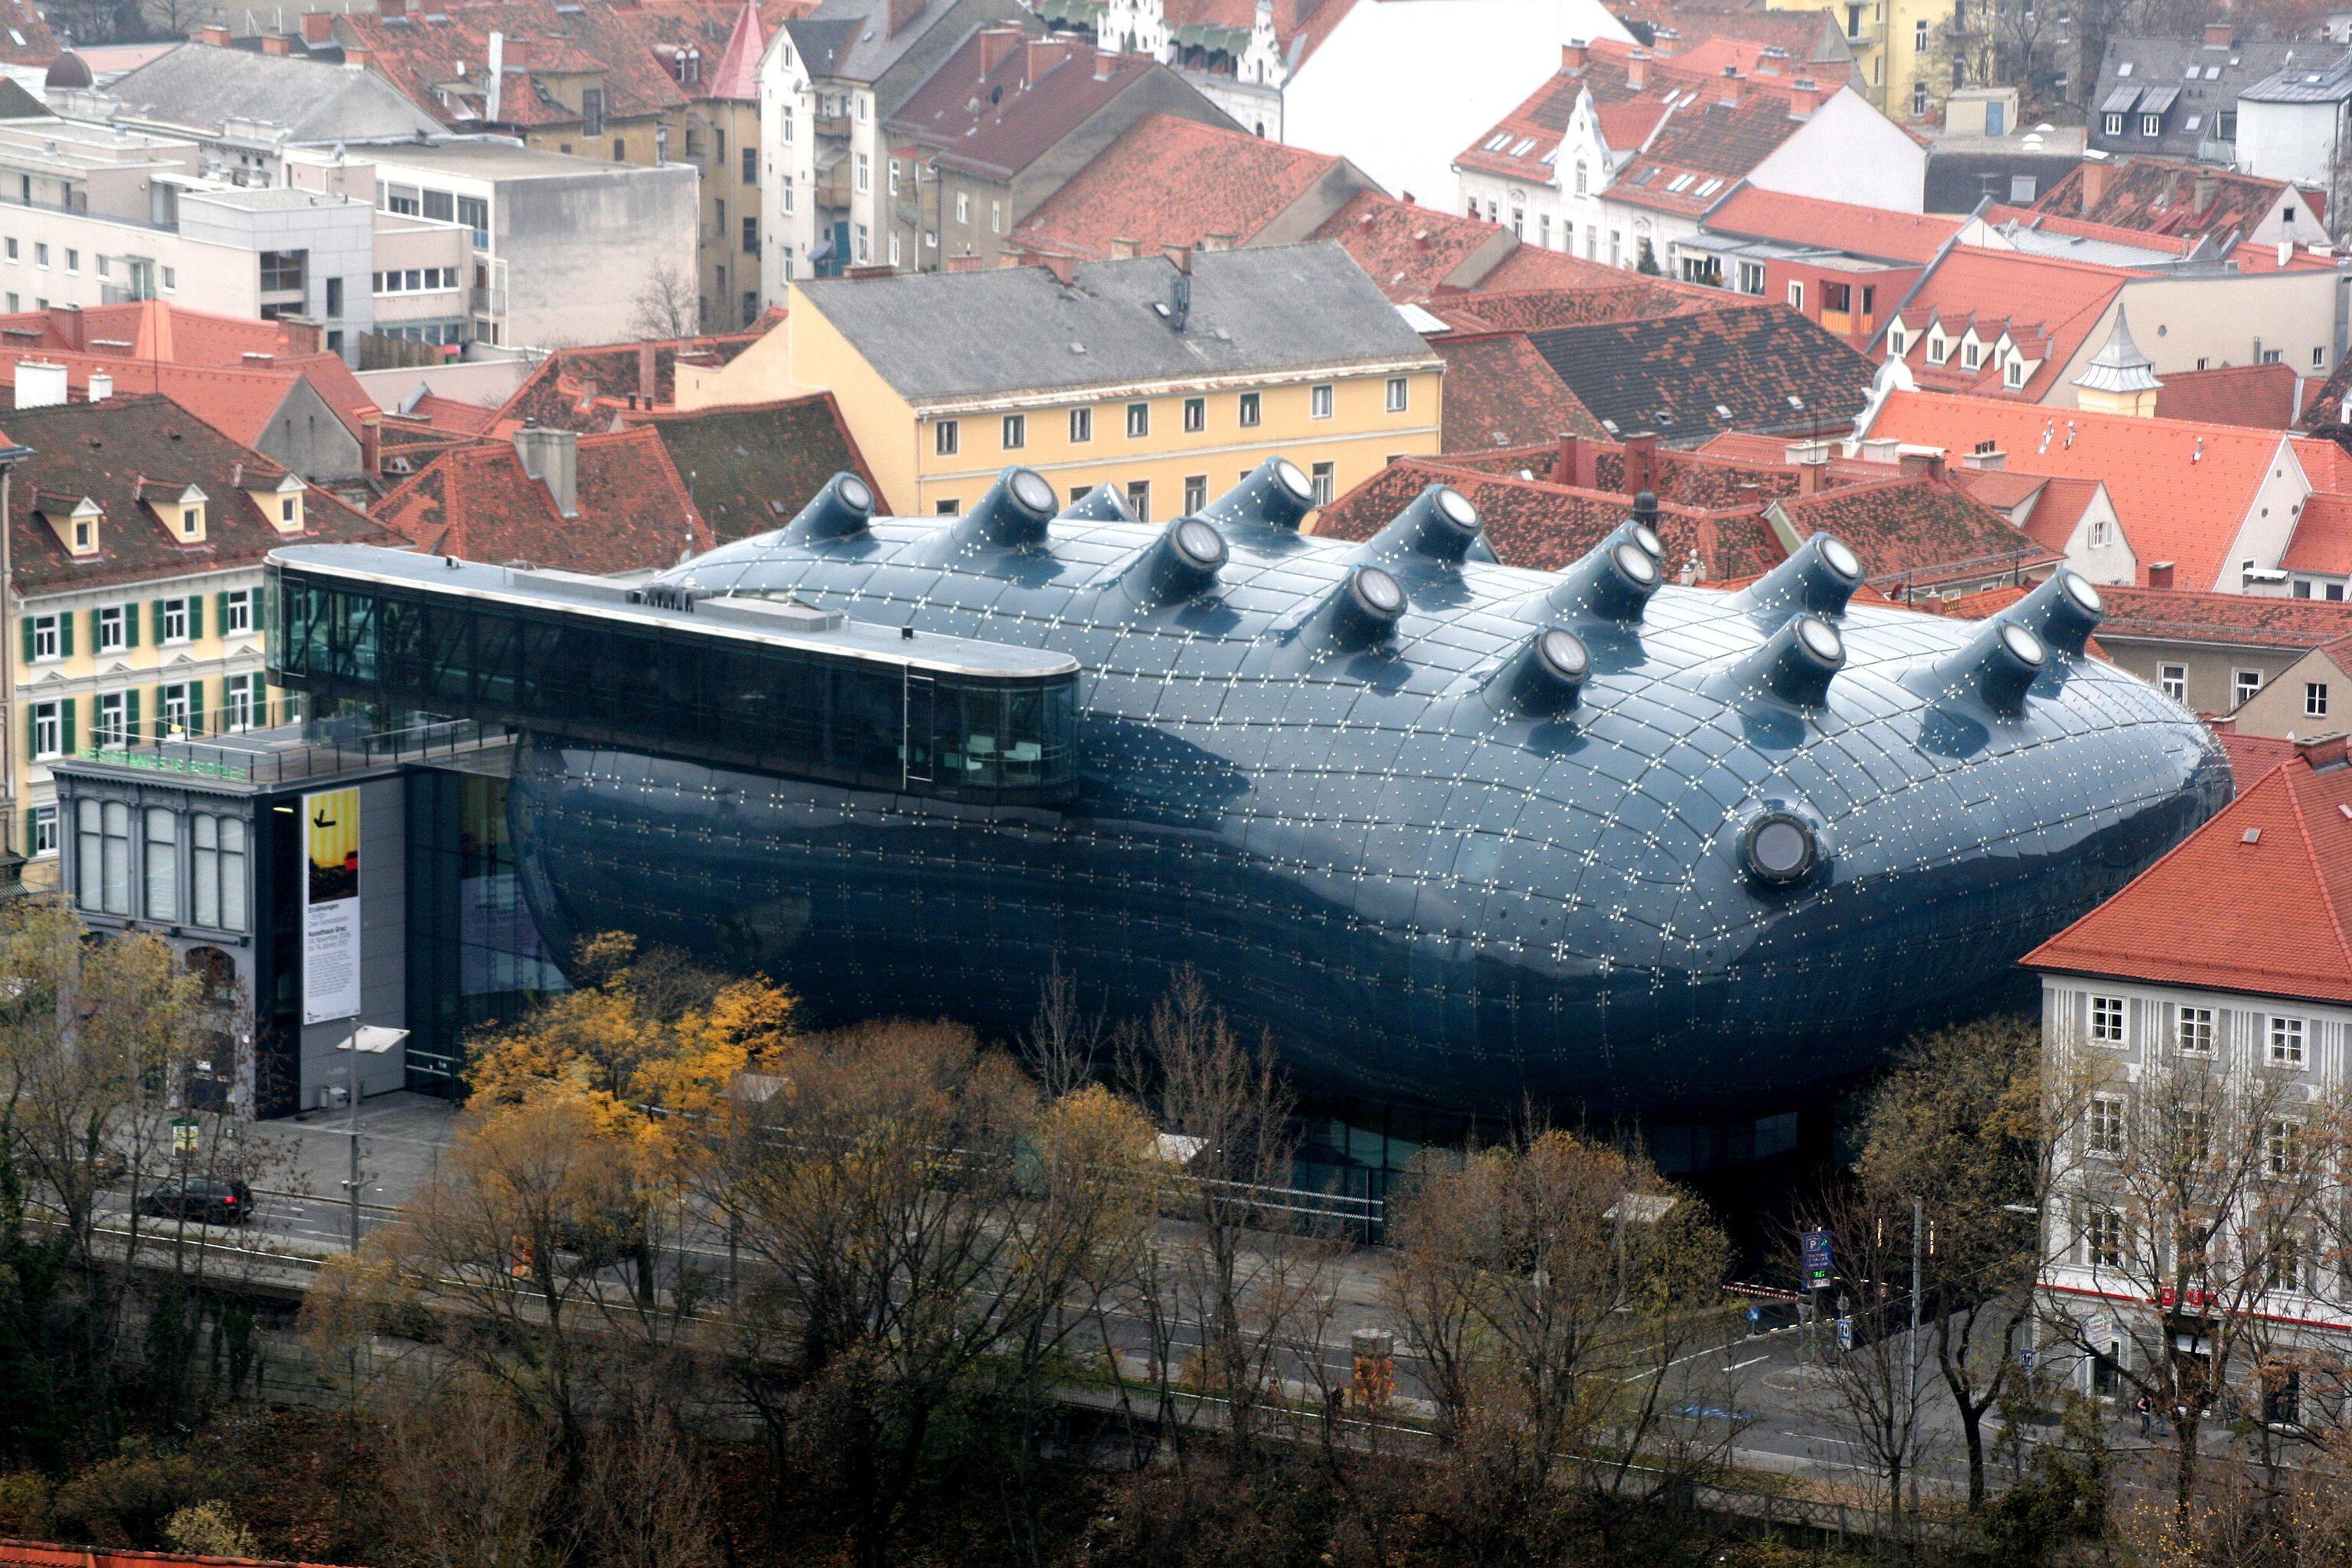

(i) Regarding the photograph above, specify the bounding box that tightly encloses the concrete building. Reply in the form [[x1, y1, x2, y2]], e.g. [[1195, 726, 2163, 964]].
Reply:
[[681, 242, 1442, 521], [2238, 51, 2352, 224], [356, 139, 698, 350], [762, 0, 1033, 288]]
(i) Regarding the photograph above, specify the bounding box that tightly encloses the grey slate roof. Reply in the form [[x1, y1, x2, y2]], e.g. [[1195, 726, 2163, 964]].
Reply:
[[796, 242, 1441, 404], [103, 43, 443, 144], [2243, 50, 2352, 103], [2087, 33, 2314, 162]]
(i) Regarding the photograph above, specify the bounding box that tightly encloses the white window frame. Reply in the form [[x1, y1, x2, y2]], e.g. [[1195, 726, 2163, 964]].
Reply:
[[2088, 1094, 2125, 1158], [1310, 384, 1334, 420], [2089, 994, 2125, 1044], [934, 419, 959, 457], [1787, 281, 1804, 311], [28, 612, 59, 662], [2173, 1004, 2214, 1054], [30, 699, 60, 760], [1125, 401, 1149, 439], [1001, 413, 1025, 450], [159, 598, 190, 645], [2270, 1014, 2307, 1067], [2235, 668, 2264, 706], [26, 802, 54, 858], [1385, 376, 1408, 413], [2104, 112, 2124, 136], [2310, 681, 2331, 718], [1238, 391, 1261, 428], [1069, 406, 1092, 443], [1310, 460, 1335, 506], [2159, 663, 2187, 701], [1183, 396, 1205, 433], [220, 589, 253, 636]]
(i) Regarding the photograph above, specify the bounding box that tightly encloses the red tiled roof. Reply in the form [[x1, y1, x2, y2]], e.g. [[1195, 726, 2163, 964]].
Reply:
[[1866, 389, 2298, 591], [1773, 472, 2057, 590], [4, 394, 398, 597], [1704, 186, 1959, 264], [1311, 191, 1512, 302], [2021, 748, 2352, 1003], [2034, 157, 2308, 247], [1158, 0, 1357, 73], [1949, 465, 2047, 513], [1313, 456, 1784, 580], [1008, 113, 1357, 261], [704, 0, 763, 101], [2153, 361, 2312, 430], [2017, 474, 2101, 553], [2282, 492, 2352, 574], [1433, 332, 1606, 452], [374, 426, 711, 573], [887, 32, 1171, 182], [1884, 247, 2125, 401], [2211, 723, 2305, 786], [2088, 584, 2352, 651], [619, 391, 887, 542], [2296, 435, 2352, 492], [490, 332, 763, 433], [1443, 266, 1728, 326], [399, 393, 500, 436]]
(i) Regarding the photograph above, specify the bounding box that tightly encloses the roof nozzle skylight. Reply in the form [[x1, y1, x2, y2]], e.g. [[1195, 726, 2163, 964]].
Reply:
[[1124, 515, 1230, 605], [1737, 612, 1845, 708], [1487, 625, 1591, 715], [1058, 481, 1136, 523], [781, 470, 875, 543], [1197, 456, 1316, 534], [1733, 532, 1864, 619], [1544, 533, 1661, 624], [952, 465, 1058, 550], [1998, 568, 2102, 658], [1359, 482, 1485, 566]]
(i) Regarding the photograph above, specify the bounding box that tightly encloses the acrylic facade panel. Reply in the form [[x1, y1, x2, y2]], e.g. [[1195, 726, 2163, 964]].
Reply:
[[483, 463, 2230, 1119]]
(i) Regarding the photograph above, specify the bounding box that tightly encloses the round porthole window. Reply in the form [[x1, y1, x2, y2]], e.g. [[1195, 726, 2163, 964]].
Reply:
[[1275, 459, 1312, 503], [1741, 811, 1818, 885], [1436, 486, 1477, 530], [1352, 565, 1405, 617], [2062, 573, 2102, 618], [1172, 518, 1227, 572], [1010, 469, 1057, 514], [837, 474, 874, 513]]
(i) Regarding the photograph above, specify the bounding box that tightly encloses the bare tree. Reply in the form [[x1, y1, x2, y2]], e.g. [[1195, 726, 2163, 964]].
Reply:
[[629, 265, 701, 342], [1798, 1181, 1940, 1527], [1386, 1125, 1738, 1562], [1112, 969, 1339, 1463], [1018, 959, 1106, 1101], [373, 1370, 567, 1568], [2040, 1036, 2352, 1520]]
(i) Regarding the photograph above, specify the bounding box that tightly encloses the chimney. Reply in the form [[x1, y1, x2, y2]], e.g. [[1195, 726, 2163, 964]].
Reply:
[[1622, 431, 1658, 495], [2300, 733, 2350, 769], [54, 303, 82, 352], [1627, 48, 1649, 88], [1561, 38, 1586, 70], [2079, 159, 2114, 215], [1024, 38, 1073, 84], [2191, 169, 2218, 214], [886, 0, 923, 39], [1899, 449, 1946, 480], [300, 11, 333, 44], [1200, 230, 1236, 251], [1041, 253, 1075, 285], [15, 361, 66, 409], [2280, 239, 2295, 269], [193, 21, 230, 43], [1788, 77, 1820, 118], [946, 254, 985, 271], [977, 23, 1021, 77], [1960, 446, 2006, 470], [87, 370, 110, 402], [2203, 20, 2233, 47], [514, 424, 580, 518], [1093, 47, 1116, 80], [1163, 243, 1193, 274], [1720, 65, 1742, 107], [1110, 236, 1141, 260], [380, 0, 407, 16], [2147, 560, 2175, 590], [637, 339, 657, 402], [1555, 432, 1599, 488], [1796, 459, 1822, 496], [359, 410, 381, 479], [848, 264, 896, 280], [260, 31, 291, 54]]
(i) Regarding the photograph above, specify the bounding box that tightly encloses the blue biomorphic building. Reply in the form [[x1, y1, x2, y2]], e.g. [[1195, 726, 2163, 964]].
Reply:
[[267, 459, 2228, 1119]]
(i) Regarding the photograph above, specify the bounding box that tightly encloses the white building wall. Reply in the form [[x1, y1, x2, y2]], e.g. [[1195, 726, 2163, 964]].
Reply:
[[1745, 88, 1926, 212], [760, 33, 818, 295], [1283, 0, 1633, 207], [2239, 96, 2347, 191]]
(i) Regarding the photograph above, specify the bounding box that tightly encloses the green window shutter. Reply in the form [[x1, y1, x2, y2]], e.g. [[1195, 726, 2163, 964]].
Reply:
[[215, 590, 228, 634], [126, 602, 140, 648], [58, 612, 72, 658], [18, 617, 31, 665], [189, 596, 203, 641], [152, 599, 166, 642], [185, 688, 202, 737], [87, 608, 100, 652], [124, 688, 139, 740], [59, 698, 74, 754], [24, 707, 34, 761]]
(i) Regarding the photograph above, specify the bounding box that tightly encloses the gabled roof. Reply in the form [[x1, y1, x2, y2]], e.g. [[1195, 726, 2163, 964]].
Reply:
[[491, 332, 765, 433], [1454, 248, 1726, 307], [1432, 332, 1606, 452], [1883, 247, 2125, 401], [374, 426, 710, 573], [2018, 475, 2104, 553], [1312, 455, 1783, 580], [2034, 156, 2310, 247], [1524, 302, 1875, 445], [1866, 389, 2298, 591], [2087, 33, 2316, 162], [3, 394, 397, 597], [1772, 472, 2058, 590], [1008, 113, 1363, 261], [706, 0, 766, 100], [619, 392, 887, 542], [2156, 361, 2312, 430], [1609, 83, 1821, 216], [1309, 191, 1513, 302], [102, 41, 446, 142], [795, 243, 1439, 406], [2282, 492, 2352, 575], [887, 31, 1174, 182], [1702, 185, 1959, 264], [2022, 746, 2352, 1004], [1152, 0, 1357, 73]]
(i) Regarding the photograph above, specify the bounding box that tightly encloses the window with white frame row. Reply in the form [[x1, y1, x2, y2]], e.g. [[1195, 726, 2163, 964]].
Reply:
[[2082, 1207, 2125, 1268], [2173, 1003, 2214, 1054], [2159, 663, 2187, 701], [2087, 1094, 2125, 1157], [2271, 1015, 2306, 1065], [2089, 994, 2125, 1043]]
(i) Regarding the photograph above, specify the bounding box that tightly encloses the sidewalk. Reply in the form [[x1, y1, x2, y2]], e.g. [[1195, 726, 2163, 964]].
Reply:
[[260, 1090, 459, 1207]]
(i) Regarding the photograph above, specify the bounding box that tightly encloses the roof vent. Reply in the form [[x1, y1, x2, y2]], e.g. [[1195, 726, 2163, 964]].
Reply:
[[1315, 564, 1407, 651], [1057, 482, 1135, 523], [1544, 532, 1660, 624], [1912, 618, 2047, 717], [1121, 515, 1229, 606], [1485, 625, 1589, 716], [1733, 533, 1864, 619], [951, 465, 1059, 550], [781, 470, 875, 543], [1998, 568, 2102, 658], [1357, 482, 1485, 567], [1197, 456, 1315, 534], [1732, 614, 1844, 708]]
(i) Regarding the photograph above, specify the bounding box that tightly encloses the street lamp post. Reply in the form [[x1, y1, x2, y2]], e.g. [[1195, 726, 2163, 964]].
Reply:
[[335, 1025, 408, 1250]]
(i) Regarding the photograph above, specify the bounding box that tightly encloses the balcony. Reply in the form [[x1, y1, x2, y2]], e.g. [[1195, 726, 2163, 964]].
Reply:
[[813, 169, 851, 210], [812, 113, 852, 139], [1821, 309, 1873, 338]]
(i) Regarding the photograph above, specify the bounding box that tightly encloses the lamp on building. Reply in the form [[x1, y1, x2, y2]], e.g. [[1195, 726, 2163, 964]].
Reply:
[[335, 1024, 407, 1250]]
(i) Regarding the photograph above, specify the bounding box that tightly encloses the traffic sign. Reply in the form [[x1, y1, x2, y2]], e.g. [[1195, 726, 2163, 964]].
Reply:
[[1802, 1229, 1833, 1289], [171, 1118, 199, 1156], [1747, 1305, 1762, 1325], [1837, 1315, 1854, 1351]]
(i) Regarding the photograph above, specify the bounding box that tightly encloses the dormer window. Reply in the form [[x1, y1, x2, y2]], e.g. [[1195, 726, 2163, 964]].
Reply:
[[2004, 358, 2025, 388], [37, 492, 102, 557], [1889, 325, 1906, 354], [1927, 335, 1948, 365], [250, 473, 306, 534], [1962, 340, 1981, 369]]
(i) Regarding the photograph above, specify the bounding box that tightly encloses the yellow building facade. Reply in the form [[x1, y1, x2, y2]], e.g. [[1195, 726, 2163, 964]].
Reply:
[[1766, 0, 1957, 119], [679, 265, 1446, 522]]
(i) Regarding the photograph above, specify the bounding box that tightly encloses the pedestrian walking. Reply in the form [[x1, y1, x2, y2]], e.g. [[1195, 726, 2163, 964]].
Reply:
[[2136, 1394, 2152, 1438]]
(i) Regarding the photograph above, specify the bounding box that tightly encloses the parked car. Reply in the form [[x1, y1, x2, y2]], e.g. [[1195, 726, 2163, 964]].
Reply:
[[137, 1177, 253, 1226]]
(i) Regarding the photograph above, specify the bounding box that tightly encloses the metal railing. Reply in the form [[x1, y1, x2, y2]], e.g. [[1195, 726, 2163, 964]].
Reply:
[[70, 713, 511, 785]]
